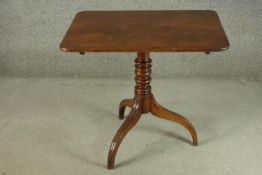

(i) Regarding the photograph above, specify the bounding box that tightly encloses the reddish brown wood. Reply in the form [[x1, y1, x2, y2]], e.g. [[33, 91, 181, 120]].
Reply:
[[108, 102, 142, 169], [60, 10, 230, 169], [119, 98, 134, 120], [150, 95, 198, 145], [60, 10, 229, 52], [107, 52, 198, 169]]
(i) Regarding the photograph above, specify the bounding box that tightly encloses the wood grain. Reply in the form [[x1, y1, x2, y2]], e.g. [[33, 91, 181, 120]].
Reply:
[[60, 10, 229, 52], [59, 11, 230, 169]]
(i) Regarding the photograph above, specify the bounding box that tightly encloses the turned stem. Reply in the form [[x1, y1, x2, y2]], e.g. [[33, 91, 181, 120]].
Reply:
[[134, 52, 152, 113], [134, 52, 152, 98]]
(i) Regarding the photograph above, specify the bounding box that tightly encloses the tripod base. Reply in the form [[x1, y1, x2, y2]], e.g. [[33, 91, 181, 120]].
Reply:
[[107, 52, 198, 169]]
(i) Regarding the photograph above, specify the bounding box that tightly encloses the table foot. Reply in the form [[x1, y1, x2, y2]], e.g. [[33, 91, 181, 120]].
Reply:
[[118, 98, 134, 120], [108, 102, 142, 169], [150, 96, 198, 146]]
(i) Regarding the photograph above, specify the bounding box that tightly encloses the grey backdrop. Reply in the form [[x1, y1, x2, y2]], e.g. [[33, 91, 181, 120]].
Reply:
[[1, 0, 262, 79]]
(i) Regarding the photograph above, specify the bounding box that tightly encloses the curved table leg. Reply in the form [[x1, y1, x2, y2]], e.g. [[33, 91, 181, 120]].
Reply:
[[108, 102, 142, 169], [118, 98, 134, 120], [150, 96, 198, 146]]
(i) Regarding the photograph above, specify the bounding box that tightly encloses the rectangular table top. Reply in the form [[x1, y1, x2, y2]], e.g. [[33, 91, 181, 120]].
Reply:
[[60, 10, 229, 52]]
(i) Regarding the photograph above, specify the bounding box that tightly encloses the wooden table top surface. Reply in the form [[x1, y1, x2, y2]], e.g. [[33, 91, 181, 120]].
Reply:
[[60, 10, 229, 52]]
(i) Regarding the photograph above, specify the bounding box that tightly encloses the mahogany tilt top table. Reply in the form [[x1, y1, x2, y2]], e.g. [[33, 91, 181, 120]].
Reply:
[[60, 10, 229, 169]]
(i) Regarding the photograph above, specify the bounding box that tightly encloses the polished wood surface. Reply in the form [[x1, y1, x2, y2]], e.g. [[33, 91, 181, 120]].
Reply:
[[60, 10, 229, 52], [107, 52, 198, 169], [60, 10, 229, 169], [119, 99, 134, 120], [108, 102, 142, 169]]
